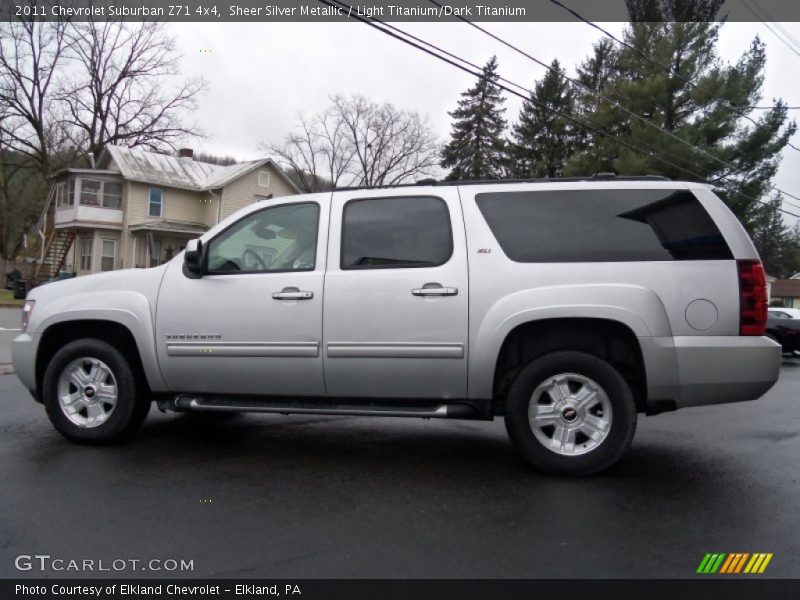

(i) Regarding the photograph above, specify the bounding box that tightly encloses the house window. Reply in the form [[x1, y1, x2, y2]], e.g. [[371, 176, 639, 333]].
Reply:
[[100, 239, 116, 272], [56, 182, 65, 208], [258, 170, 271, 187], [79, 238, 93, 271], [149, 240, 162, 268], [77, 179, 121, 208], [56, 180, 75, 208], [149, 188, 163, 217], [80, 179, 101, 206], [103, 182, 122, 209]]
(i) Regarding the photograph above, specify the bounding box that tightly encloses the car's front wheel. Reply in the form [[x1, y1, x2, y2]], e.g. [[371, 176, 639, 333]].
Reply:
[[42, 338, 150, 443], [504, 351, 637, 475]]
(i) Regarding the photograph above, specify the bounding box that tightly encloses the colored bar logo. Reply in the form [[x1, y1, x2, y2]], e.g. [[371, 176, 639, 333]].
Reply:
[[697, 553, 773, 574]]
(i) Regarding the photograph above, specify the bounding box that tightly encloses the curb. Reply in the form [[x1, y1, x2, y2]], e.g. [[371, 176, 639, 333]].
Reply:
[[0, 364, 14, 375], [0, 303, 23, 308]]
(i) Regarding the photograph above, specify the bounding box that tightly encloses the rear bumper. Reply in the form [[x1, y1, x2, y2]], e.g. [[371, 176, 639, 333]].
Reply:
[[11, 333, 40, 393], [642, 335, 781, 410]]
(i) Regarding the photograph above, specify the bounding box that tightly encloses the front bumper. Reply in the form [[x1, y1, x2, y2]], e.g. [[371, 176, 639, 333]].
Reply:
[[11, 333, 40, 393], [642, 335, 781, 409]]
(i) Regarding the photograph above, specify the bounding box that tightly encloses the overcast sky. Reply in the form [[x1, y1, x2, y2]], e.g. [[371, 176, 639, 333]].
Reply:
[[170, 21, 800, 221]]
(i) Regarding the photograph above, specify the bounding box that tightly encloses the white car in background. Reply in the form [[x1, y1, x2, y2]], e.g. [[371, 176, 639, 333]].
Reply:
[[768, 307, 800, 320]]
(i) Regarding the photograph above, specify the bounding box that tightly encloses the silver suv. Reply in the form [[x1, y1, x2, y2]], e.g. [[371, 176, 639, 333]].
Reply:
[[12, 179, 780, 474]]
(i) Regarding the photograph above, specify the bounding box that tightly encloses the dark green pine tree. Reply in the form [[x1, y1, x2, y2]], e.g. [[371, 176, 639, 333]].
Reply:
[[511, 60, 577, 178], [750, 196, 800, 278], [441, 56, 507, 180], [564, 0, 798, 276]]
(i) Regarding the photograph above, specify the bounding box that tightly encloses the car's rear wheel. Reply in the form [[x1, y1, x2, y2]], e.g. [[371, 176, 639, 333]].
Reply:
[[42, 338, 150, 443], [504, 351, 637, 475]]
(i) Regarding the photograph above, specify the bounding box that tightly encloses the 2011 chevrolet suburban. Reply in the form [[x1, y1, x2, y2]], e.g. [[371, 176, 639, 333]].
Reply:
[[12, 178, 781, 474]]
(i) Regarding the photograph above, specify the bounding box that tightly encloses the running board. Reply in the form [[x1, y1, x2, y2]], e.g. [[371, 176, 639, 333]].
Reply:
[[158, 395, 477, 419]]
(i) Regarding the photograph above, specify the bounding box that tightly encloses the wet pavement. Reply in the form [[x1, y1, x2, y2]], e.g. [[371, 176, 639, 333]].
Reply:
[[1, 359, 798, 578]]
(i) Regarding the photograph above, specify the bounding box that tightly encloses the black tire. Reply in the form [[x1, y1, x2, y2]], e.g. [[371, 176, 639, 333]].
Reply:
[[504, 351, 637, 476], [42, 338, 150, 444]]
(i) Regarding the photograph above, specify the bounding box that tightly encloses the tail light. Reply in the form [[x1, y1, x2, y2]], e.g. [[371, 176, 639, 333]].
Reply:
[[737, 259, 767, 336]]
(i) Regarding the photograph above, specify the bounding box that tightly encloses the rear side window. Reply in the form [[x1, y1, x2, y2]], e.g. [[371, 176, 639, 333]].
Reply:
[[475, 189, 733, 262], [341, 196, 453, 269]]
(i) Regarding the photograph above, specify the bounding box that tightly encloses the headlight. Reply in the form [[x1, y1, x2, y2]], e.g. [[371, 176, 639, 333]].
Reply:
[[21, 300, 35, 333]]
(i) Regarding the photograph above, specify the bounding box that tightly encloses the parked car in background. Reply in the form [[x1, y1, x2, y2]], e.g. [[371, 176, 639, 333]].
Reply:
[[768, 307, 800, 320], [767, 309, 800, 354]]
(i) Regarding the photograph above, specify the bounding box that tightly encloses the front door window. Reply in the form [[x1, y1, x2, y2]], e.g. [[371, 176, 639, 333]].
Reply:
[[206, 203, 320, 274]]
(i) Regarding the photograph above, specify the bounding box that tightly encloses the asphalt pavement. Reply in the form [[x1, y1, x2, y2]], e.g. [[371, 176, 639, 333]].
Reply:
[[0, 357, 798, 579]]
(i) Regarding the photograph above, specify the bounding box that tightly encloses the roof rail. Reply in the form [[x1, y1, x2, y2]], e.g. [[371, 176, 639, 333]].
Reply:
[[332, 174, 672, 192]]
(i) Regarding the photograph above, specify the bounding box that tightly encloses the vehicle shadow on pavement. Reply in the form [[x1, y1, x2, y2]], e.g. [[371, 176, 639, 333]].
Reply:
[[127, 411, 740, 488]]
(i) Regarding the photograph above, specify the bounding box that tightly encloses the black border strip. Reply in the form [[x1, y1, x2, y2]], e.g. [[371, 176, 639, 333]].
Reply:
[[3, 1, 800, 23], [3, 579, 800, 600]]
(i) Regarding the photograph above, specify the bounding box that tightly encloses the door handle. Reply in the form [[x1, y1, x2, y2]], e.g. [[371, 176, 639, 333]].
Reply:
[[412, 282, 458, 297], [272, 286, 314, 300]]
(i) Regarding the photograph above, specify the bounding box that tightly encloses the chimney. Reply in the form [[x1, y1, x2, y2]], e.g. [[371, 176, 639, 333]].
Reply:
[[178, 148, 194, 159]]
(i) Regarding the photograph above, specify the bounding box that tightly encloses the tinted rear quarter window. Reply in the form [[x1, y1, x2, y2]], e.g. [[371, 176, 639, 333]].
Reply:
[[342, 196, 453, 269], [475, 189, 732, 262]]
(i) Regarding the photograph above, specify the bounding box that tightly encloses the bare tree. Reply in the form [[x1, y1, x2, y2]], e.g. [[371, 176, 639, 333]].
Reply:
[[331, 94, 440, 187], [0, 15, 75, 264], [0, 125, 47, 264], [265, 110, 355, 192], [0, 16, 207, 261], [266, 94, 439, 191], [193, 151, 238, 166], [0, 16, 72, 175], [62, 20, 206, 162]]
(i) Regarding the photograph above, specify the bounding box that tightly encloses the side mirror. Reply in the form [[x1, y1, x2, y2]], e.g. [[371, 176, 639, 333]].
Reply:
[[183, 238, 203, 277]]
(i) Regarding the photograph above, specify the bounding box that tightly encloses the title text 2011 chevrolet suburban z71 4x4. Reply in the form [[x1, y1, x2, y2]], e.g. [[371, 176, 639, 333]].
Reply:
[[12, 179, 780, 475]]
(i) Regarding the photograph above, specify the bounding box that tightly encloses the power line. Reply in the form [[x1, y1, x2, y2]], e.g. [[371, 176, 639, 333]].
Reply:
[[749, 0, 800, 52], [319, 0, 800, 218], [316, 0, 800, 219], [376, 16, 714, 187], [548, 0, 800, 153], [429, 0, 800, 210], [739, 105, 800, 110], [741, 0, 800, 57]]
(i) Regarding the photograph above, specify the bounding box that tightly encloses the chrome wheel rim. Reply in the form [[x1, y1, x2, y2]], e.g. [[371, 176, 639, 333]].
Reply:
[[57, 357, 118, 428], [528, 372, 613, 456]]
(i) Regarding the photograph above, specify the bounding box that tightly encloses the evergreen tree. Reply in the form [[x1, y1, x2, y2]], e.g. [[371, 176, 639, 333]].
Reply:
[[511, 60, 577, 178], [750, 197, 800, 278], [564, 0, 798, 275], [441, 56, 507, 180], [573, 38, 621, 171]]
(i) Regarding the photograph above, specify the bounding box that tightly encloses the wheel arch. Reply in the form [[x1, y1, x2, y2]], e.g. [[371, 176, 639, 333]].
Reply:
[[488, 317, 647, 415], [36, 317, 163, 397]]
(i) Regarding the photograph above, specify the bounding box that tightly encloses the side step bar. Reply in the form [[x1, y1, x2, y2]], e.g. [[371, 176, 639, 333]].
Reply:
[[158, 395, 478, 419]]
